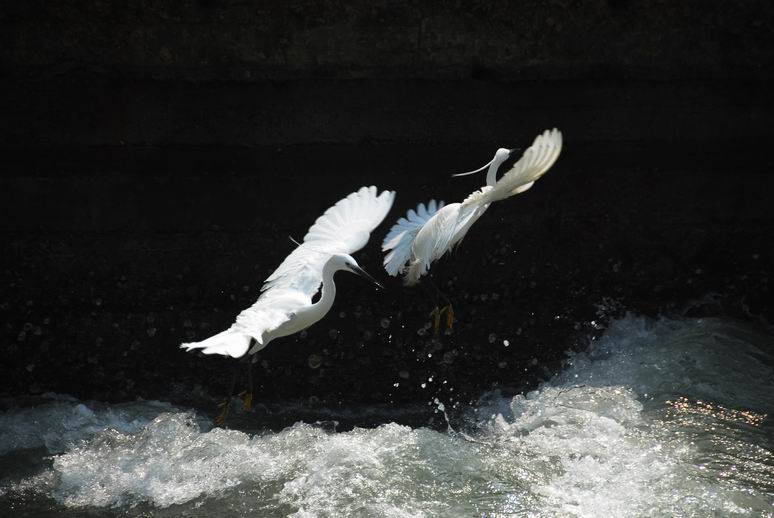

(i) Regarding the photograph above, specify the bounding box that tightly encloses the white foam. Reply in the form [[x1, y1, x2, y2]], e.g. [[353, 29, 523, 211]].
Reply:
[[475, 315, 774, 516], [2, 315, 773, 516], [0, 396, 180, 455]]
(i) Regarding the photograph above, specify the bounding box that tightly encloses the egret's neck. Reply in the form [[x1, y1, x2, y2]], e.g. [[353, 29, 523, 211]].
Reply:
[[486, 160, 503, 187], [315, 259, 339, 313]]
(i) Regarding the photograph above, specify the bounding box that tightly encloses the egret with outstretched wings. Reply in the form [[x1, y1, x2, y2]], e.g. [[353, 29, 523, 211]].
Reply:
[[382, 129, 562, 332], [183, 185, 394, 422]]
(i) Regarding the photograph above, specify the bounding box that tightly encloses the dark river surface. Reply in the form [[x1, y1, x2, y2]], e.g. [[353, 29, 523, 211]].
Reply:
[[1, 141, 773, 516], [1, 315, 773, 516]]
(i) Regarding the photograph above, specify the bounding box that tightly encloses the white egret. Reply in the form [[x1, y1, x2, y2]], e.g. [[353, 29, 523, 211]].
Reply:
[[182, 185, 395, 422], [382, 129, 562, 332]]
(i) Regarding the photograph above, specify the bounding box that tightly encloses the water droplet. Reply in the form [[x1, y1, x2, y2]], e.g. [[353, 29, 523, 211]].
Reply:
[[503, 339, 510, 347], [488, 333, 497, 343], [420, 383, 427, 389], [380, 318, 390, 329], [307, 353, 322, 370]]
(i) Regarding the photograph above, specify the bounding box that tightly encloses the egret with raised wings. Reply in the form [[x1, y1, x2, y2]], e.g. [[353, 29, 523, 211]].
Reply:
[[382, 129, 562, 333], [182, 186, 395, 423]]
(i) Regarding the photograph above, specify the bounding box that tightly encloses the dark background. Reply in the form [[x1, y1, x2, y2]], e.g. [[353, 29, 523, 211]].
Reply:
[[2, 1, 773, 415]]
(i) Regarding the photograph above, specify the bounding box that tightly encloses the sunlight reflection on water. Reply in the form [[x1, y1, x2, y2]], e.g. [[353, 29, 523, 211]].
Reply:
[[1, 315, 773, 517]]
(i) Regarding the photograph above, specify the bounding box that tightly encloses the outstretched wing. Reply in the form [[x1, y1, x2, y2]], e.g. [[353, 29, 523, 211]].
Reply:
[[486, 129, 563, 202], [262, 186, 395, 296], [382, 199, 445, 276]]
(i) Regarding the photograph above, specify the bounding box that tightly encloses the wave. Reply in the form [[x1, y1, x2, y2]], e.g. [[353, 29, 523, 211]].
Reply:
[[1, 315, 772, 516]]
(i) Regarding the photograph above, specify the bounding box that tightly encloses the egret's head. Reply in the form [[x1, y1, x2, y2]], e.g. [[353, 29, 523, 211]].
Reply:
[[452, 147, 515, 178], [494, 147, 511, 163], [331, 253, 383, 289]]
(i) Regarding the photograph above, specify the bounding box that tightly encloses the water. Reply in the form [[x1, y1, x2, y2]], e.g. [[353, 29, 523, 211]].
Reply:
[[1, 315, 773, 517]]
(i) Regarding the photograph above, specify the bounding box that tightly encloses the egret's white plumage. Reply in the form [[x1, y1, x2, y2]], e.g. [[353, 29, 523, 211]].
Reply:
[[382, 199, 445, 276], [383, 129, 562, 285], [182, 186, 395, 358]]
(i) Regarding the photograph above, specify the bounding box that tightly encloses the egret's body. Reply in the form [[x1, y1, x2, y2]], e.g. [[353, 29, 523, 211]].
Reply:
[[383, 129, 562, 319], [182, 186, 394, 359], [239, 254, 361, 356]]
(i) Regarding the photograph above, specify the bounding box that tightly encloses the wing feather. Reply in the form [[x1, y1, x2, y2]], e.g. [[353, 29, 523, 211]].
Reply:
[[486, 128, 563, 202], [382, 200, 445, 276], [403, 204, 470, 285], [263, 186, 395, 295]]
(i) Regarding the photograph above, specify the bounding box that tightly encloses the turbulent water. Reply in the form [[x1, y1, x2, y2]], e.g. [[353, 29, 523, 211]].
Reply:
[[1, 315, 773, 517]]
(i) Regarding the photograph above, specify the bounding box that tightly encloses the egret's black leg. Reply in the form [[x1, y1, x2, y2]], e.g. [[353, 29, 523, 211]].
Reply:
[[427, 276, 452, 307], [240, 345, 256, 411], [427, 276, 454, 332], [421, 277, 444, 335], [216, 362, 240, 427]]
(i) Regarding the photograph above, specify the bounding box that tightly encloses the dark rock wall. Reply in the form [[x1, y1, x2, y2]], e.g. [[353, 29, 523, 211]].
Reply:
[[1, 1, 773, 409], [3, 0, 773, 82]]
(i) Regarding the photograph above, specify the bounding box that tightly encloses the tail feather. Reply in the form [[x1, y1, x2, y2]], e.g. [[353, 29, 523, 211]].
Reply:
[[180, 329, 252, 358], [404, 258, 428, 286]]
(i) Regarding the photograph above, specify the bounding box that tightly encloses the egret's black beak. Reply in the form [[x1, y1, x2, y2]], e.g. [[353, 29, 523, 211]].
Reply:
[[350, 265, 384, 289]]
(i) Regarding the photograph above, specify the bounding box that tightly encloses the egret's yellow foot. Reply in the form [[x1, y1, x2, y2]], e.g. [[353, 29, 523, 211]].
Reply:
[[445, 304, 455, 331], [240, 390, 253, 412], [216, 400, 231, 427], [430, 306, 450, 335]]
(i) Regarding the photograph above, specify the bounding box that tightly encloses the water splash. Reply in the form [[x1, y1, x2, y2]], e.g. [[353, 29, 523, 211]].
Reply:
[[1, 315, 772, 516], [0, 395, 182, 455]]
